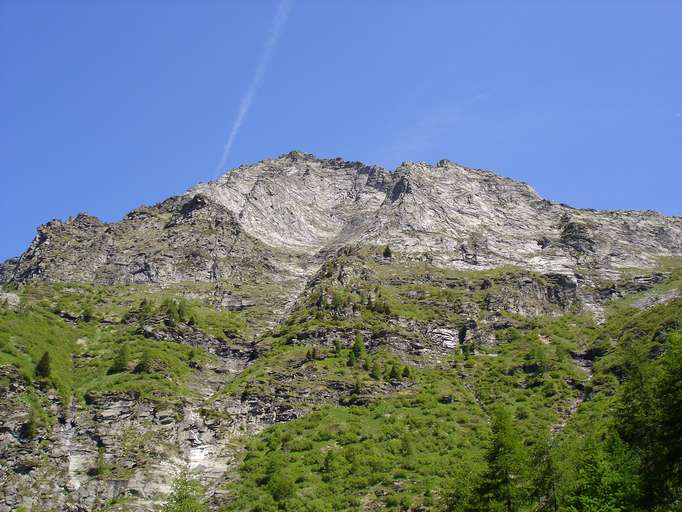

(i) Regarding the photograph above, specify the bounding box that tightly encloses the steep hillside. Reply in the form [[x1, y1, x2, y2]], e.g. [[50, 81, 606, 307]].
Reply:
[[1, 153, 680, 512]]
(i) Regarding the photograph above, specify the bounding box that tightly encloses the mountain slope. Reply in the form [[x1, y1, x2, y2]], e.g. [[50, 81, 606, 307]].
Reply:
[[0, 152, 680, 512]]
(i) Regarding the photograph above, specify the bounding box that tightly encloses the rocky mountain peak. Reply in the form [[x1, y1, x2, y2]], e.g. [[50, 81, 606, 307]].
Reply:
[[2, 152, 681, 288], [1, 152, 681, 512]]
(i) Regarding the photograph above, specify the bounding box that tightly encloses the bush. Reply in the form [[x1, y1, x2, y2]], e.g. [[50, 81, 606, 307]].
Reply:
[[162, 474, 207, 512]]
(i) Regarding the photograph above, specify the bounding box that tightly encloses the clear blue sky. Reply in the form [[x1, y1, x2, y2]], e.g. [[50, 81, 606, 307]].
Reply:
[[2, 1, 681, 261]]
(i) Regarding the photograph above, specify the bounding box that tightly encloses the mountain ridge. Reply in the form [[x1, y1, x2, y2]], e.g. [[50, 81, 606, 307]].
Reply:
[[2, 151, 681, 288]]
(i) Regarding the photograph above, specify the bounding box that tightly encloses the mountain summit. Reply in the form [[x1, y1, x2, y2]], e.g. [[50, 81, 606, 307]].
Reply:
[[3, 152, 681, 288], [1, 154, 681, 511]]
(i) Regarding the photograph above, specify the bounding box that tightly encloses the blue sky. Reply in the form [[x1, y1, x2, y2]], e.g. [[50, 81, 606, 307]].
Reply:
[[1, 1, 681, 261]]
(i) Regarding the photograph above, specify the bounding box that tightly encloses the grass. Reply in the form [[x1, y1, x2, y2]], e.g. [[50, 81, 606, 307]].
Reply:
[[0, 282, 223, 413]]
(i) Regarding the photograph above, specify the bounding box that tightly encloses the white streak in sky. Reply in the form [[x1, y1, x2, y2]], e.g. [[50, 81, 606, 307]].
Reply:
[[215, 0, 294, 176]]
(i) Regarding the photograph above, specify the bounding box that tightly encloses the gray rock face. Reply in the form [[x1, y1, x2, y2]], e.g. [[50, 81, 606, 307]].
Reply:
[[194, 152, 681, 276], [4, 151, 679, 289]]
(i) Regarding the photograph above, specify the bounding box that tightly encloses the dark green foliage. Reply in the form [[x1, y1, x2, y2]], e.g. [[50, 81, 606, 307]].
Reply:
[[563, 433, 640, 512], [35, 351, 51, 378], [616, 329, 682, 508], [134, 349, 152, 373], [162, 474, 207, 512], [370, 361, 381, 380], [346, 351, 356, 367], [109, 344, 129, 374], [383, 245, 392, 259], [388, 363, 400, 380], [352, 333, 365, 358], [21, 410, 37, 440], [401, 365, 411, 379], [476, 407, 529, 512]]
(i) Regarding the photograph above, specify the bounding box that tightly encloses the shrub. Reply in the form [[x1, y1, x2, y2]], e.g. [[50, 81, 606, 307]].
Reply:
[[162, 474, 207, 512]]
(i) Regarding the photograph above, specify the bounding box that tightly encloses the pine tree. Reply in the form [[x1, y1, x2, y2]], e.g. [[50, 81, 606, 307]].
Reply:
[[352, 333, 366, 358], [347, 351, 357, 367], [389, 364, 400, 380], [22, 410, 37, 440], [109, 344, 129, 374], [383, 245, 392, 258], [35, 351, 51, 378], [476, 407, 529, 512], [370, 361, 382, 380], [402, 365, 411, 379], [135, 349, 152, 373]]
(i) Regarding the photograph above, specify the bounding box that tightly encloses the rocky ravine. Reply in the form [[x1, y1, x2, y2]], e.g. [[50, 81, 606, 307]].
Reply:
[[0, 151, 681, 511]]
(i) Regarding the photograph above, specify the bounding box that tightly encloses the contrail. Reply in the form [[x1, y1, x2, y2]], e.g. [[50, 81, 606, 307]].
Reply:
[[215, 0, 294, 177]]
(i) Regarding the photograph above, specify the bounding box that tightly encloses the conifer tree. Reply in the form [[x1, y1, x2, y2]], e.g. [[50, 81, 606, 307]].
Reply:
[[35, 351, 51, 378], [370, 361, 382, 380], [109, 344, 129, 373], [352, 333, 366, 358], [22, 410, 37, 440], [135, 349, 152, 373], [476, 407, 529, 512]]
